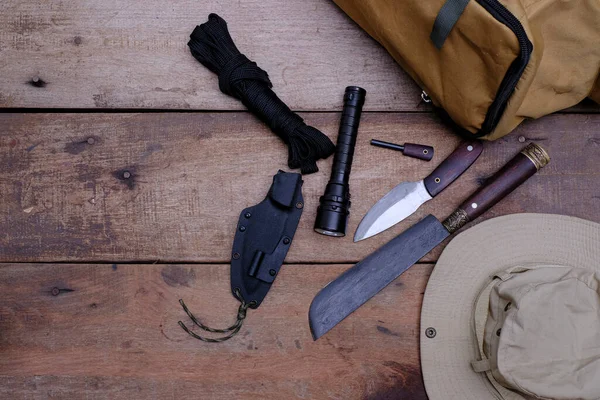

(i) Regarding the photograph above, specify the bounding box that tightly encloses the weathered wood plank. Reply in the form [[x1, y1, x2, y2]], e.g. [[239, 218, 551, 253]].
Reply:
[[1, 112, 599, 263], [0, 0, 423, 111], [1, 0, 596, 114], [0, 262, 431, 400]]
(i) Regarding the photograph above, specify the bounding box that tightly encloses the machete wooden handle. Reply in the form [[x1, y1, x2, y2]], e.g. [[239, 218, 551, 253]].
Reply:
[[443, 143, 550, 233], [423, 140, 484, 197]]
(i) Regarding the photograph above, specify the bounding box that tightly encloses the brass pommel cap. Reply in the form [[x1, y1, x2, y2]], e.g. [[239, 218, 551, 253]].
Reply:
[[521, 143, 550, 170]]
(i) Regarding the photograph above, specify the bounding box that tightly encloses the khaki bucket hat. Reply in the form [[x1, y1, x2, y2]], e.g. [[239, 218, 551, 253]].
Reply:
[[421, 214, 600, 400]]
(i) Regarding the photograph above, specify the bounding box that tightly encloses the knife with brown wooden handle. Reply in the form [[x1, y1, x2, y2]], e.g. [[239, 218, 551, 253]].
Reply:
[[355, 140, 484, 241], [310, 143, 550, 340]]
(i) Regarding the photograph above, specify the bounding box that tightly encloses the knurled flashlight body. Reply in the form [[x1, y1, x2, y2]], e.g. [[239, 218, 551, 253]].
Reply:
[[314, 86, 366, 237]]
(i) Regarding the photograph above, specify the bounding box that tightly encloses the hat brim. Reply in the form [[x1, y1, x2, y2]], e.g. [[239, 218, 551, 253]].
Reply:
[[420, 213, 600, 400]]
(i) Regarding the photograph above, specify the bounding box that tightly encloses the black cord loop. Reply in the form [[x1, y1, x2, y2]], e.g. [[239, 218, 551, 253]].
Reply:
[[178, 288, 256, 343]]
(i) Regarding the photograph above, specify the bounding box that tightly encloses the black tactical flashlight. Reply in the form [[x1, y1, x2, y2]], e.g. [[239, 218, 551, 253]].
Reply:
[[314, 86, 366, 237]]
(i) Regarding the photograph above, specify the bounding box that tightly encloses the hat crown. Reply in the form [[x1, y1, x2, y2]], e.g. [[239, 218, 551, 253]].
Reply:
[[421, 214, 600, 400], [484, 265, 600, 400]]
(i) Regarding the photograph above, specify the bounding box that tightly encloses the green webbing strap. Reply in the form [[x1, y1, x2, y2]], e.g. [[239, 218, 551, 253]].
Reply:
[[430, 0, 470, 49]]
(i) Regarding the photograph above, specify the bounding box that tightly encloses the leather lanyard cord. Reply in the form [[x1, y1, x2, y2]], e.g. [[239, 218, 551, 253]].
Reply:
[[178, 288, 256, 343], [188, 13, 335, 175]]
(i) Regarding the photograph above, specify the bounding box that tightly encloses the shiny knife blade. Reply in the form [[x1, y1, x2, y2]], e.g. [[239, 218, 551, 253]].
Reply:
[[354, 180, 431, 241], [354, 140, 484, 242]]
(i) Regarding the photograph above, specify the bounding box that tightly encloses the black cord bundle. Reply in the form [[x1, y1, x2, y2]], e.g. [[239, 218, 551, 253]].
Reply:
[[188, 13, 335, 174]]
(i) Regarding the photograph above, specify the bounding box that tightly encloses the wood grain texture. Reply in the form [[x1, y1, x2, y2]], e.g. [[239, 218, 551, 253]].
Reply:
[[1, 112, 599, 263], [0, 0, 423, 111], [459, 152, 539, 221], [0, 1, 597, 114], [0, 262, 431, 400]]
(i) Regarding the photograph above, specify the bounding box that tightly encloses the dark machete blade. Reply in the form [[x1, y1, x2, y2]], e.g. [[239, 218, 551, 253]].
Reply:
[[309, 214, 450, 340]]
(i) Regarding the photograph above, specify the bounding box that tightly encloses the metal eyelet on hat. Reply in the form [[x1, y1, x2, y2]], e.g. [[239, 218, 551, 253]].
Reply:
[[425, 327, 437, 338]]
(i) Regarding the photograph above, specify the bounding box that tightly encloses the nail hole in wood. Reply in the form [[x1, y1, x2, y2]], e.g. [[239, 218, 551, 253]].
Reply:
[[28, 77, 47, 88]]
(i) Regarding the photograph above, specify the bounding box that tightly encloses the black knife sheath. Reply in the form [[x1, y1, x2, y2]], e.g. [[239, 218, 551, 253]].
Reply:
[[231, 170, 304, 307], [178, 170, 303, 342]]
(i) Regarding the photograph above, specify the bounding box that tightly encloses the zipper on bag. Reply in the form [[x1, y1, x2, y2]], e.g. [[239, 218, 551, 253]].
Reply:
[[474, 0, 532, 137]]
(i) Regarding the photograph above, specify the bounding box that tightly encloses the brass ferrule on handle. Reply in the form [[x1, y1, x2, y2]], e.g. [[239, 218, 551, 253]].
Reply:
[[442, 209, 470, 234], [442, 143, 550, 234], [521, 142, 551, 170]]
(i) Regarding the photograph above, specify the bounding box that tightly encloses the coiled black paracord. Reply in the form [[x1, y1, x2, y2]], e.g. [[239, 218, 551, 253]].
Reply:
[[188, 13, 335, 174]]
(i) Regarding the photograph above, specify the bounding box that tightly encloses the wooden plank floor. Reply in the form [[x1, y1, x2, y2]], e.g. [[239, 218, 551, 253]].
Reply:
[[0, 263, 431, 399], [0, 0, 420, 111], [1, 113, 599, 264], [0, 1, 599, 399]]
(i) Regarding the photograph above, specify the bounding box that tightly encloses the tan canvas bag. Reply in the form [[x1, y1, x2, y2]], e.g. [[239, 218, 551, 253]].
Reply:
[[333, 0, 600, 140]]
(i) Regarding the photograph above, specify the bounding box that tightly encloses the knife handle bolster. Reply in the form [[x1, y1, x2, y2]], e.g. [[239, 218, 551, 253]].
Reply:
[[442, 209, 470, 234], [455, 143, 550, 224]]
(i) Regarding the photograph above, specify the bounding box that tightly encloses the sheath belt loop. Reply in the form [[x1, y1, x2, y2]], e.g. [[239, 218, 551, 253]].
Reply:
[[430, 0, 470, 49]]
